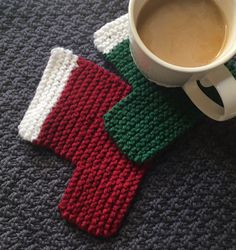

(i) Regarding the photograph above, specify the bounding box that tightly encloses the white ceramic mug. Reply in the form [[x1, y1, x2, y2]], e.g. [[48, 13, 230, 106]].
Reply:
[[129, 0, 236, 121]]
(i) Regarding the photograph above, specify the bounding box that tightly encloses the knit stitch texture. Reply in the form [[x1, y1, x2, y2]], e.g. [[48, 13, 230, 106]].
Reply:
[[19, 48, 148, 238], [94, 15, 236, 164], [1, 0, 236, 249]]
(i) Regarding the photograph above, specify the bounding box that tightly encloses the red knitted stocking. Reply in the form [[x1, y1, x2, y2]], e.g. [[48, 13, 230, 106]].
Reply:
[[19, 48, 147, 237]]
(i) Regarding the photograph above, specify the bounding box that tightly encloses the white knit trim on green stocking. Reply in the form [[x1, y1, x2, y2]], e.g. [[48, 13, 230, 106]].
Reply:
[[94, 14, 128, 54]]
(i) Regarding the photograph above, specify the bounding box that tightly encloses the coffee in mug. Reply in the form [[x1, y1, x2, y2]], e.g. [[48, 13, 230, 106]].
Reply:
[[129, 0, 236, 121], [137, 0, 228, 67]]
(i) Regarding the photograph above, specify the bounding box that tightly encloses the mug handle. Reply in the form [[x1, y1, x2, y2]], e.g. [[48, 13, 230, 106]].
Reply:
[[183, 65, 236, 121]]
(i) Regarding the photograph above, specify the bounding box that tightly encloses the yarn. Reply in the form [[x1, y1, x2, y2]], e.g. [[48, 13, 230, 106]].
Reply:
[[19, 48, 148, 238], [94, 15, 236, 164], [3, 1, 236, 248]]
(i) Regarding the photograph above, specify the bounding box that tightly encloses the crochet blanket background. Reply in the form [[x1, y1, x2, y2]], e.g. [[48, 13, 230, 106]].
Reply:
[[1, 0, 235, 249]]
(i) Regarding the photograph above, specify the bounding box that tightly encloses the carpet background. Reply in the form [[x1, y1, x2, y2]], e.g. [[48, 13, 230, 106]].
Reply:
[[0, 0, 235, 249]]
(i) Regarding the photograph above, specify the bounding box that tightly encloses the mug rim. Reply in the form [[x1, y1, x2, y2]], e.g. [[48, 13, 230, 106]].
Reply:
[[129, 0, 236, 74]]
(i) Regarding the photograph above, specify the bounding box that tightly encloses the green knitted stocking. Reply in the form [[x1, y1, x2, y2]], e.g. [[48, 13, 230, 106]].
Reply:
[[94, 14, 236, 164]]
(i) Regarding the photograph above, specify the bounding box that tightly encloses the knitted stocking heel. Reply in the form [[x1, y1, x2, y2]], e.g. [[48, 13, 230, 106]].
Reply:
[[19, 48, 147, 238], [94, 14, 236, 164]]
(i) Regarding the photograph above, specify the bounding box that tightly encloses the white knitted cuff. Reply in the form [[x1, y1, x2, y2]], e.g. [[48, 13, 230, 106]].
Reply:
[[94, 14, 129, 54], [18, 48, 78, 143]]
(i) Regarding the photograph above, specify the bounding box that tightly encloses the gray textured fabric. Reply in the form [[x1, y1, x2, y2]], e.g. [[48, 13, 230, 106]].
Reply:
[[0, 0, 235, 249]]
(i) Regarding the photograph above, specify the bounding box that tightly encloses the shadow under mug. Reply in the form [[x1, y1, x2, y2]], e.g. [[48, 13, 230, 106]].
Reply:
[[129, 0, 236, 121]]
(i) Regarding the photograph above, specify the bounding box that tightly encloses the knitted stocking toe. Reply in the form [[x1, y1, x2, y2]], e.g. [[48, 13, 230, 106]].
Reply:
[[19, 48, 147, 237]]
